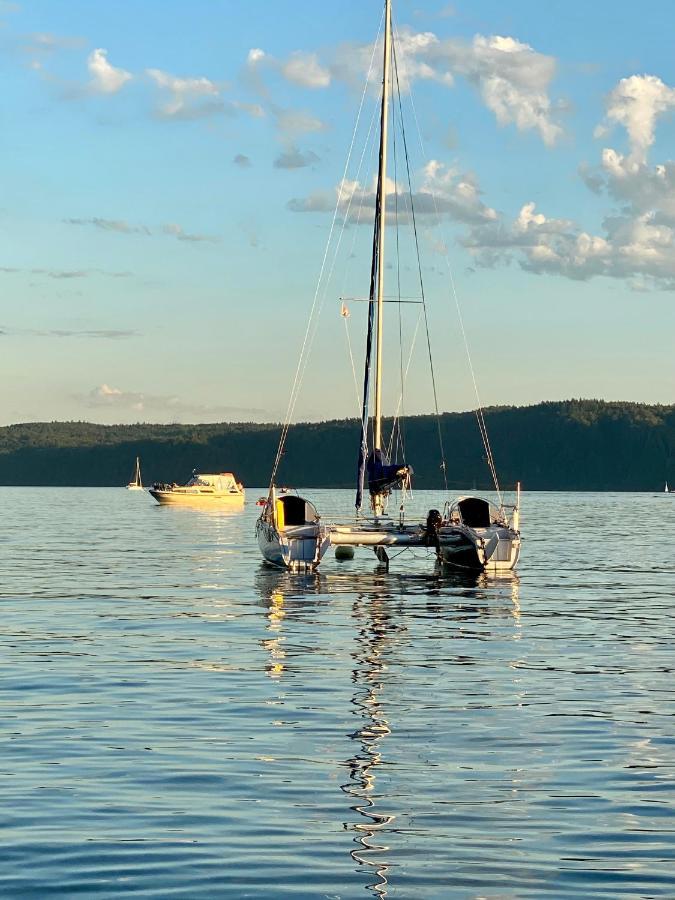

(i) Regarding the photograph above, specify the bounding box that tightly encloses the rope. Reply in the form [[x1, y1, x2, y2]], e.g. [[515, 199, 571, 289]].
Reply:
[[269, 10, 384, 489], [396, 22, 503, 505], [392, 38, 448, 493], [343, 311, 362, 415]]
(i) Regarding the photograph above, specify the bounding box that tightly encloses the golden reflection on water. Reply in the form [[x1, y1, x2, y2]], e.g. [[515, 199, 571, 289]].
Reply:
[[262, 590, 287, 679]]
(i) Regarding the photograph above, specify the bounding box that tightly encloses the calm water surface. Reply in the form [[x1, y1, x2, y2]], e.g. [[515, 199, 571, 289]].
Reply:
[[1, 488, 674, 898]]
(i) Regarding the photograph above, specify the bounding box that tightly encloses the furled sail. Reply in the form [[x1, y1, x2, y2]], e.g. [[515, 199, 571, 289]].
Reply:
[[366, 448, 412, 495], [355, 167, 383, 512]]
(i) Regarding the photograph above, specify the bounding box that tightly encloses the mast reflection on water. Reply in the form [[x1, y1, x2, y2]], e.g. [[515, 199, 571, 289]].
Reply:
[[255, 565, 521, 897]]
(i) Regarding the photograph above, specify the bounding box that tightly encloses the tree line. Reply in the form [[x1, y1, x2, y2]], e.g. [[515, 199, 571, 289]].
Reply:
[[0, 399, 673, 490]]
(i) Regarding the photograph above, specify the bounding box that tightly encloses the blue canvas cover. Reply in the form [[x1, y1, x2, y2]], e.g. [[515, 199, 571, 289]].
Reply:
[[367, 449, 411, 495]]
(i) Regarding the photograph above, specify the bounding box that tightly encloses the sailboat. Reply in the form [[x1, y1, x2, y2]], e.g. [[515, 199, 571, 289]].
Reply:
[[126, 456, 143, 491], [256, 0, 521, 573]]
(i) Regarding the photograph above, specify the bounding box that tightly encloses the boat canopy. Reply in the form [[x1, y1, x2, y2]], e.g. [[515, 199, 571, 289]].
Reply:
[[366, 449, 411, 496], [448, 496, 503, 529], [187, 473, 240, 492]]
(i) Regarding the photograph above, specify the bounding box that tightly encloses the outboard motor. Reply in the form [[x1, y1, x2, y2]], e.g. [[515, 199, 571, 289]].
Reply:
[[423, 508, 443, 552]]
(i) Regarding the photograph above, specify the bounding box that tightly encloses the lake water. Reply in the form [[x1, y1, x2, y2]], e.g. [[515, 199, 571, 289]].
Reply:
[[1, 487, 674, 898]]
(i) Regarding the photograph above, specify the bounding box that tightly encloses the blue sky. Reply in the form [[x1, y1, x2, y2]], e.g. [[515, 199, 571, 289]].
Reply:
[[1, 0, 675, 425]]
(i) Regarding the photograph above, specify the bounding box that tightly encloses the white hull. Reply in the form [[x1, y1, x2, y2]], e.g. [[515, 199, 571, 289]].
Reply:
[[257, 497, 519, 573], [150, 489, 245, 507], [126, 484, 144, 491]]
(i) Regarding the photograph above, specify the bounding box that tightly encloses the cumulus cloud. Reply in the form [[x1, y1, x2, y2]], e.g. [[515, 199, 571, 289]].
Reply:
[[146, 67, 223, 118], [88, 48, 132, 94], [331, 28, 562, 145], [145, 67, 264, 120], [288, 159, 496, 226], [463, 200, 675, 288], [281, 51, 330, 88], [248, 45, 330, 90], [595, 74, 675, 164], [458, 71, 675, 291], [274, 146, 320, 169]]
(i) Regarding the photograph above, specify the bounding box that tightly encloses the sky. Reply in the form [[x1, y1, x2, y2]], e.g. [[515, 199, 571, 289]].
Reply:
[[2, 0, 675, 425]]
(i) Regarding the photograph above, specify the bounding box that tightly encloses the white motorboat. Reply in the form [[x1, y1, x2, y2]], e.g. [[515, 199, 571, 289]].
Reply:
[[150, 471, 244, 507]]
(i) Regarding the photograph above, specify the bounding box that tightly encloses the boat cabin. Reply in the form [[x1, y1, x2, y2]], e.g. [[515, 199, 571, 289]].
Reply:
[[448, 497, 502, 529], [186, 473, 241, 493], [275, 494, 319, 530]]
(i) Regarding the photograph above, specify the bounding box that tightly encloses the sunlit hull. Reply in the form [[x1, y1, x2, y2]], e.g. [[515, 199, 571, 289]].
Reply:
[[256, 517, 327, 569], [257, 500, 520, 573], [150, 489, 245, 507], [126, 484, 144, 491]]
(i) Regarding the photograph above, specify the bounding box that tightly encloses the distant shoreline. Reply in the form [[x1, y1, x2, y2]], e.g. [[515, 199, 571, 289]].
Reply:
[[0, 399, 672, 491]]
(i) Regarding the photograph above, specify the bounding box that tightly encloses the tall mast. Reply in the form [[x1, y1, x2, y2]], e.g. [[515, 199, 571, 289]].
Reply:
[[374, 0, 392, 453]]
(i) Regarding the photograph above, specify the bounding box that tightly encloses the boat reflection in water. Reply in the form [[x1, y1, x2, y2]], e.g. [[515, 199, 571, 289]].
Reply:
[[255, 566, 520, 896]]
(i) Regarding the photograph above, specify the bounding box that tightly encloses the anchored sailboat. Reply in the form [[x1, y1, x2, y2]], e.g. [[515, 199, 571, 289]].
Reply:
[[126, 456, 143, 491], [256, 0, 520, 573]]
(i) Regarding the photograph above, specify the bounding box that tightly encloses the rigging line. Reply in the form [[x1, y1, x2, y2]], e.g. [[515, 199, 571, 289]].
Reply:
[[289, 86, 384, 453], [386, 166, 423, 439], [344, 313, 362, 416], [269, 9, 384, 487], [389, 305, 423, 428], [398, 28, 503, 504], [393, 71, 407, 465], [385, 84, 407, 466], [392, 36, 449, 493], [295, 87, 380, 430], [339, 100, 381, 300]]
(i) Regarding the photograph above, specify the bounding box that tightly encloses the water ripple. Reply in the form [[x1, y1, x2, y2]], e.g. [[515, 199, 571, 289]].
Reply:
[[1, 488, 674, 897]]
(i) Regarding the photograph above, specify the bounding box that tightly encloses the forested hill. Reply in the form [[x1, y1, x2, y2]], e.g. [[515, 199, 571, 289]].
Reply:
[[0, 399, 673, 490]]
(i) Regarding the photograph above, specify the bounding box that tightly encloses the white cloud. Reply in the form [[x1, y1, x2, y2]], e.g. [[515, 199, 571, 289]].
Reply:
[[247, 48, 265, 65], [459, 71, 675, 291], [88, 48, 132, 95], [331, 28, 562, 145], [145, 68, 263, 120], [83, 384, 265, 420], [596, 74, 675, 164], [463, 201, 675, 287], [146, 67, 222, 118], [281, 51, 330, 88], [288, 159, 496, 226]]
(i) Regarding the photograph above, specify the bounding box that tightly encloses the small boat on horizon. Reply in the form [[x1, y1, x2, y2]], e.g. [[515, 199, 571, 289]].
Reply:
[[149, 471, 245, 507], [126, 456, 143, 491]]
